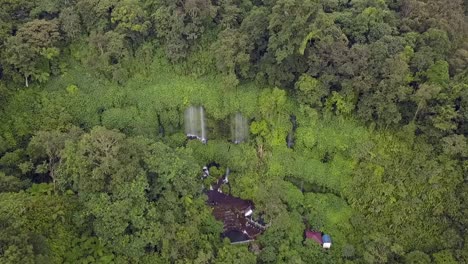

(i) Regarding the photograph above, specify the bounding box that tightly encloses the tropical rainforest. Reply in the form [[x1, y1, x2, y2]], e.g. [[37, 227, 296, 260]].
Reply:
[[0, 0, 467, 263]]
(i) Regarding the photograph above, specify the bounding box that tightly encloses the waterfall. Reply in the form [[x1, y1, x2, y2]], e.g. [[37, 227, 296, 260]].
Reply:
[[200, 106, 206, 143], [231, 113, 248, 144], [224, 167, 230, 183], [184, 106, 194, 138], [184, 106, 207, 143]]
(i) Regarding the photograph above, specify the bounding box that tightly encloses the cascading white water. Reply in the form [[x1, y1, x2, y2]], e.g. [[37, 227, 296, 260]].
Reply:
[[200, 106, 206, 143], [185, 106, 195, 138], [231, 112, 248, 144], [185, 106, 207, 143]]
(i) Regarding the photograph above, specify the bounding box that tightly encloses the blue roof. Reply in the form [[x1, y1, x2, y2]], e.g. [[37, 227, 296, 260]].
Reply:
[[322, 234, 331, 243]]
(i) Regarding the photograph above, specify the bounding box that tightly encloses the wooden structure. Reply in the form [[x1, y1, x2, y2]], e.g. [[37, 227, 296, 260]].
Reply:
[[205, 169, 267, 243]]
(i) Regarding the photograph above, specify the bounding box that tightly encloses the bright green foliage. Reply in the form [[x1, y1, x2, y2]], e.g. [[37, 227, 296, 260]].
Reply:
[[215, 244, 256, 264], [111, 0, 151, 39], [303, 193, 353, 255], [0, 0, 467, 263], [48, 127, 223, 261], [101, 107, 140, 133], [433, 250, 458, 264], [252, 88, 292, 147], [426, 60, 450, 86], [348, 6, 394, 43], [295, 74, 328, 108], [345, 134, 463, 262], [326, 91, 355, 116], [0, 188, 82, 263]]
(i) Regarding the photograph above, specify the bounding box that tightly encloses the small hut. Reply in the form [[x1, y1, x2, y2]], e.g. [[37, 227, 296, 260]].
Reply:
[[305, 230, 323, 244], [322, 234, 332, 249], [305, 229, 332, 249]]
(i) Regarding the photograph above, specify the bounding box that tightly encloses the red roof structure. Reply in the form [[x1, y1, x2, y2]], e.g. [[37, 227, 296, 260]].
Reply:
[[305, 230, 323, 244]]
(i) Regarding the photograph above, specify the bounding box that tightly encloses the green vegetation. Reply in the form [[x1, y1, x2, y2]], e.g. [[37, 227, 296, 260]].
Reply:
[[0, 0, 467, 263]]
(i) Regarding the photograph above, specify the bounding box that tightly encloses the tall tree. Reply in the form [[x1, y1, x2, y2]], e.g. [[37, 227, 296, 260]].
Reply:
[[3, 19, 61, 86], [27, 128, 82, 191]]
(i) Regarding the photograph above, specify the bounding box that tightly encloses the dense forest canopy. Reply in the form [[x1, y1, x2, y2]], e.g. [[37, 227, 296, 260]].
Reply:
[[0, 0, 467, 263]]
